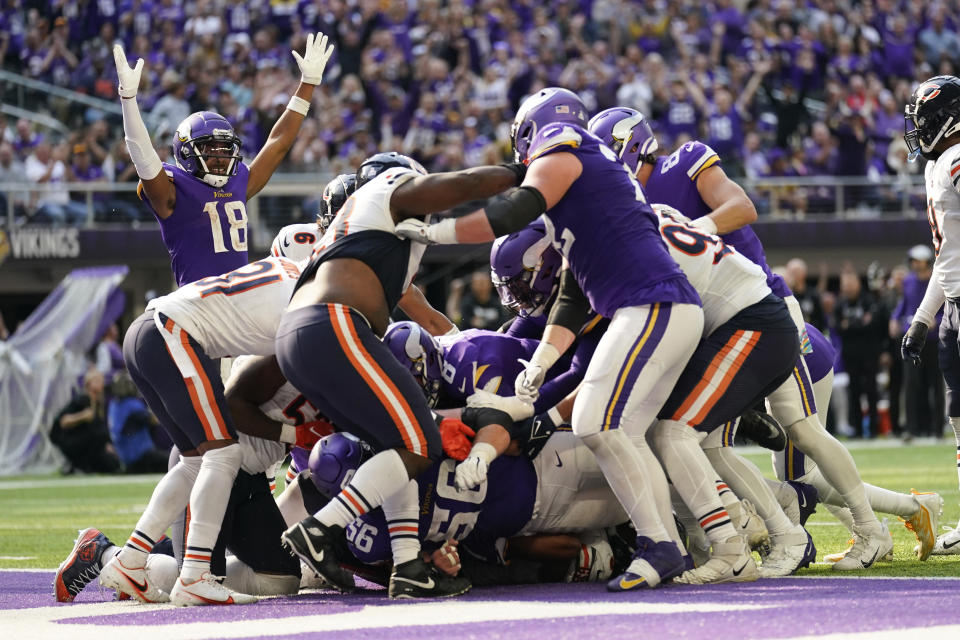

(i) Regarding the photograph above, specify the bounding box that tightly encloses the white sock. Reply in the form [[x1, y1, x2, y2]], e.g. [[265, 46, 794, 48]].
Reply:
[[651, 420, 737, 545], [275, 476, 310, 528], [951, 417, 960, 492], [825, 503, 856, 534], [181, 444, 242, 581], [787, 415, 879, 532], [117, 455, 201, 568], [580, 429, 670, 542], [671, 485, 709, 554], [315, 449, 410, 529], [382, 479, 421, 565], [706, 447, 794, 537]]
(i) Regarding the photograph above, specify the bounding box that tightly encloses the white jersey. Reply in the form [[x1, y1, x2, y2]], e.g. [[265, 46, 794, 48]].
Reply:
[[925, 145, 960, 299], [312, 168, 429, 304], [271, 223, 320, 262], [152, 256, 301, 358], [652, 204, 771, 335], [228, 355, 323, 475]]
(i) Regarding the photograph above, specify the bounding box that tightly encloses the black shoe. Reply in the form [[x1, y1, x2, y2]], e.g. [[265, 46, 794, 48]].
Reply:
[[388, 558, 472, 599], [280, 517, 355, 592], [738, 410, 787, 451], [54, 528, 113, 602]]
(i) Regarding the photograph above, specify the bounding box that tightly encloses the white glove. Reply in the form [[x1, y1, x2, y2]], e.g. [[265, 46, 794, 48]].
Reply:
[[515, 358, 547, 403], [690, 215, 718, 236], [292, 32, 335, 85], [113, 44, 143, 98], [454, 442, 497, 490], [467, 389, 534, 421], [395, 218, 458, 244]]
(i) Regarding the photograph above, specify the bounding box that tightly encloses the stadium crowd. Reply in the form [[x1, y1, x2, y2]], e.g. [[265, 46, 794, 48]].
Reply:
[[0, 0, 952, 223]]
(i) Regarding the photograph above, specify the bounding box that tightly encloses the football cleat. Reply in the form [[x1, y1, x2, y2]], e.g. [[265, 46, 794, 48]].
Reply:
[[902, 490, 942, 561], [55, 528, 114, 602], [606, 536, 685, 592], [832, 520, 894, 571], [280, 516, 355, 592], [759, 526, 816, 577], [169, 573, 257, 606], [99, 556, 169, 603], [927, 526, 960, 555], [738, 410, 787, 450], [787, 481, 819, 526], [388, 557, 472, 599], [674, 535, 759, 585], [728, 499, 770, 554]]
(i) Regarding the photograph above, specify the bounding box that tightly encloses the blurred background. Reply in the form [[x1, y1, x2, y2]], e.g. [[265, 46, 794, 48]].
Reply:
[[0, 0, 953, 472]]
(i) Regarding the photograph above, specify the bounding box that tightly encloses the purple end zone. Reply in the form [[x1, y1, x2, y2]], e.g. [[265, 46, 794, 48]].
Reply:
[[6, 570, 960, 639]]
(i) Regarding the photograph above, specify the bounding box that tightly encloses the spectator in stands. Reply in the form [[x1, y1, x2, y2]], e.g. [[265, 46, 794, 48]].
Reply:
[[0, 140, 30, 224], [892, 245, 944, 440], [459, 269, 509, 331], [24, 139, 88, 225], [786, 257, 826, 330], [107, 370, 169, 473], [836, 270, 884, 438], [94, 323, 124, 383], [150, 71, 191, 138], [12, 118, 41, 161], [50, 368, 121, 474], [919, 8, 960, 66]]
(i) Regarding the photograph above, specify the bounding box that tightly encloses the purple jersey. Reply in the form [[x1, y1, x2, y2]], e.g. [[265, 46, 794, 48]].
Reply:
[[528, 123, 699, 317], [138, 162, 250, 286], [346, 455, 536, 564], [802, 323, 835, 383], [644, 140, 792, 299], [440, 327, 601, 413]]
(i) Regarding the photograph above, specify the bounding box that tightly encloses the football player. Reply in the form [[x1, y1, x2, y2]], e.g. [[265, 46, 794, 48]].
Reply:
[[112, 33, 334, 286], [270, 173, 357, 260], [395, 88, 704, 591], [589, 107, 893, 571], [99, 255, 303, 606], [902, 75, 960, 554], [276, 151, 523, 599]]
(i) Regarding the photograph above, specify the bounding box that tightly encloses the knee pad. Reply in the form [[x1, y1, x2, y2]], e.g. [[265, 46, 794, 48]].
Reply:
[[200, 442, 243, 475]]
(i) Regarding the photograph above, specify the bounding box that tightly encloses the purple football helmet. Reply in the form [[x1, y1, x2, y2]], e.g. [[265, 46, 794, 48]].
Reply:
[[308, 433, 373, 498], [382, 321, 443, 407], [511, 87, 589, 163], [173, 111, 243, 188], [587, 107, 658, 173], [490, 219, 561, 318]]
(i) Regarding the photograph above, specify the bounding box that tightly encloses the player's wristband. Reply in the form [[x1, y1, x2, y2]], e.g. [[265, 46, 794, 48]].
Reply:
[[287, 96, 310, 116], [279, 423, 297, 444]]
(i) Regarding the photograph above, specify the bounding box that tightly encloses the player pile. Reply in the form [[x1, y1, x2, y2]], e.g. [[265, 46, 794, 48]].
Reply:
[[55, 77, 960, 607]]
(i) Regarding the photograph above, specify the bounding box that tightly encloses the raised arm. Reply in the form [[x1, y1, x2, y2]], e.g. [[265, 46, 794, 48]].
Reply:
[[114, 44, 175, 219], [247, 32, 335, 199]]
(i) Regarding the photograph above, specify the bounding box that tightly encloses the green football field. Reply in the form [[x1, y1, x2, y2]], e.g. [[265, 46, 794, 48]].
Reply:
[[2, 442, 959, 577]]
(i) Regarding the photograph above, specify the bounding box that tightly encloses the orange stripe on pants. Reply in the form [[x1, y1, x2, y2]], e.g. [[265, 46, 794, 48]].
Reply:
[[688, 332, 760, 426], [175, 323, 229, 441], [671, 332, 743, 421]]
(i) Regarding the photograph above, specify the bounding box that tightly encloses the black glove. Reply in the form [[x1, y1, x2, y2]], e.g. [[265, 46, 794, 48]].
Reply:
[[514, 411, 562, 459], [737, 409, 787, 451], [901, 321, 929, 366], [500, 162, 527, 186]]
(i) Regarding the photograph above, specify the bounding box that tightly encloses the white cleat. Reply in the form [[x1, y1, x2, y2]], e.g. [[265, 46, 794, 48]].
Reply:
[[923, 526, 960, 556], [902, 491, 942, 561], [169, 572, 258, 606], [674, 536, 759, 585], [759, 525, 814, 577], [728, 499, 770, 554], [99, 556, 169, 603], [832, 520, 894, 571]]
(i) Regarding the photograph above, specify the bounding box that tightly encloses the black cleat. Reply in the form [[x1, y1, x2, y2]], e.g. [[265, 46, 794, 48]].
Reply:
[[388, 558, 472, 599], [738, 410, 787, 451], [54, 528, 113, 602], [280, 517, 355, 592]]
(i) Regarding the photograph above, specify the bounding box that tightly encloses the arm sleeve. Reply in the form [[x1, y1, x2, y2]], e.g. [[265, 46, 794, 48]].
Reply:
[[546, 268, 591, 334], [534, 327, 602, 413], [914, 267, 946, 327]]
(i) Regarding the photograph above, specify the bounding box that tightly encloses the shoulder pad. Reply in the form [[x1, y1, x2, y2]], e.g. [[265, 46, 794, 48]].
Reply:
[[682, 141, 720, 180], [528, 123, 583, 162]]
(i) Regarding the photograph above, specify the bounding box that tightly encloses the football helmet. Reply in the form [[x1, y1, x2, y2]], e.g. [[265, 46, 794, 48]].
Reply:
[[356, 151, 427, 188], [588, 106, 658, 173], [904, 75, 960, 161], [490, 219, 561, 318], [173, 111, 243, 188], [511, 87, 589, 163], [308, 432, 373, 498], [382, 321, 443, 407], [317, 173, 357, 233]]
